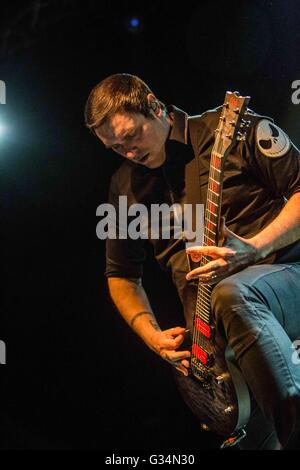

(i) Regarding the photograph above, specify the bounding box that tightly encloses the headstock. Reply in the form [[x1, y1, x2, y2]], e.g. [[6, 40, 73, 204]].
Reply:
[[215, 91, 251, 158]]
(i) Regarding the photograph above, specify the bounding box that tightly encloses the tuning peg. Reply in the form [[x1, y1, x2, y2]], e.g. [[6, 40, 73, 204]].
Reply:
[[240, 122, 251, 129], [237, 133, 246, 142]]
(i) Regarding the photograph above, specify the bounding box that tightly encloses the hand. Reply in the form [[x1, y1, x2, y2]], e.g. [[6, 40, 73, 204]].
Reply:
[[150, 326, 190, 377], [185, 218, 259, 285]]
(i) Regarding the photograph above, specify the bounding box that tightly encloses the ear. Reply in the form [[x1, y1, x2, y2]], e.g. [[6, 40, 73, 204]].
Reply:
[[147, 93, 160, 115]]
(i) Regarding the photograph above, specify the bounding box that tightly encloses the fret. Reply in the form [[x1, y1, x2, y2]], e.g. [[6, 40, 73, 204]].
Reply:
[[207, 199, 218, 207], [204, 236, 216, 245], [196, 306, 211, 316], [197, 293, 211, 305], [196, 307, 211, 319], [206, 209, 218, 217], [207, 189, 219, 197], [204, 227, 216, 237], [206, 204, 217, 215], [205, 227, 216, 237], [212, 151, 223, 158], [205, 218, 217, 227], [195, 312, 210, 323], [197, 292, 211, 306], [197, 294, 211, 308], [210, 177, 220, 185], [201, 286, 213, 296], [207, 199, 218, 208]]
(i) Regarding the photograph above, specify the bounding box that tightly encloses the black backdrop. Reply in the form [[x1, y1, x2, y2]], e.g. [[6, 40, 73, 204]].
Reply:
[[1, 0, 300, 450]]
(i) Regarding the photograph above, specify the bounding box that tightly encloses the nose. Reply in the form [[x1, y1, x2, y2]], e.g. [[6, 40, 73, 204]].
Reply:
[[125, 147, 139, 159]]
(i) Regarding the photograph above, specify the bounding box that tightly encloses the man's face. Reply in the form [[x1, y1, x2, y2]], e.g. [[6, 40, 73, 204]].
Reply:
[[95, 108, 170, 169]]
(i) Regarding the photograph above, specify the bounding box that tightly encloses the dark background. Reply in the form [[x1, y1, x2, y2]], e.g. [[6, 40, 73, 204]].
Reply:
[[0, 0, 300, 450]]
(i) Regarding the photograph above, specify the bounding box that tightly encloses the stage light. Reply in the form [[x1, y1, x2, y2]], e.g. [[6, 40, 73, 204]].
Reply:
[[130, 17, 140, 29], [124, 15, 143, 33]]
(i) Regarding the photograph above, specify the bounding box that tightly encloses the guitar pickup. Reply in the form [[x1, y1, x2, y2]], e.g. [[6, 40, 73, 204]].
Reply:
[[194, 318, 214, 339], [192, 343, 214, 367]]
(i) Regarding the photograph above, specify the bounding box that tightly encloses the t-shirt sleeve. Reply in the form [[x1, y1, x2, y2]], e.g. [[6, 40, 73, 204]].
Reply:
[[245, 118, 300, 199], [104, 174, 146, 279]]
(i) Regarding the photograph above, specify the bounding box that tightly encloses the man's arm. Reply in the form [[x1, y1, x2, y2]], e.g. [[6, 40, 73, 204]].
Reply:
[[107, 277, 190, 375], [249, 192, 300, 259], [185, 192, 300, 283]]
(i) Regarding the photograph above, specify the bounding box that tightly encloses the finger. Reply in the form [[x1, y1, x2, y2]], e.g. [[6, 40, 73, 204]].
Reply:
[[171, 351, 191, 361], [181, 359, 190, 368], [162, 334, 184, 350], [198, 271, 230, 285], [175, 364, 189, 377], [161, 349, 190, 361], [186, 246, 236, 259], [164, 327, 186, 336], [188, 259, 225, 276], [186, 264, 219, 281]]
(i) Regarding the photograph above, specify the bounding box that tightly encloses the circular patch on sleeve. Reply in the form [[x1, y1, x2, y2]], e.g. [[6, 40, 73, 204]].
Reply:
[[256, 120, 291, 158]]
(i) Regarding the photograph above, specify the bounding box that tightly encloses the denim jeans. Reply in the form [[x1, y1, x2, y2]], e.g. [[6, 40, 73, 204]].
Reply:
[[211, 262, 300, 449]]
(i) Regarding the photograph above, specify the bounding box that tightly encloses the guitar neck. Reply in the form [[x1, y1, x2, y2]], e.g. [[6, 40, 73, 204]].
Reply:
[[203, 150, 224, 253], [190, 91, 251, 373], [194, 149, 224, 328]]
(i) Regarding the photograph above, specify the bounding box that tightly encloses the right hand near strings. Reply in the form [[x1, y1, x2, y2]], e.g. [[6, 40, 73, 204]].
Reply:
[[149, 326, 191, 377]]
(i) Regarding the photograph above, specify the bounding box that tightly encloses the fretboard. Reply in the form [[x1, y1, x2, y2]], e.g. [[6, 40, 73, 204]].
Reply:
[[194, 148, 224, 329]]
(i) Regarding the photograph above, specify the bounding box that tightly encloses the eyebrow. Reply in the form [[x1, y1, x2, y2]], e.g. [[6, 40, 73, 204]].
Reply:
[[105, 127, 140, 149]]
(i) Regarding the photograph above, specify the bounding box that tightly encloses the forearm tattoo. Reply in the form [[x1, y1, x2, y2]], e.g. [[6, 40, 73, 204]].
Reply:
[[130, 311, 152, 328]]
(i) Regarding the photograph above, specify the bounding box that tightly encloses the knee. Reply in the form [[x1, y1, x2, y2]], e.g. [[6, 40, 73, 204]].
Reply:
[[211, 275, 247, 324]]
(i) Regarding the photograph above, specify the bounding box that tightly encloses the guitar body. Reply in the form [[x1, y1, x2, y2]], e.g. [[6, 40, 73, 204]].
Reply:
[[175, 285, 250, 439]]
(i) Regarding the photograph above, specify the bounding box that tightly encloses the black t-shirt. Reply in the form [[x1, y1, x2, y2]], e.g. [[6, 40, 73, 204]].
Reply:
[[104, 106, 300, 300]]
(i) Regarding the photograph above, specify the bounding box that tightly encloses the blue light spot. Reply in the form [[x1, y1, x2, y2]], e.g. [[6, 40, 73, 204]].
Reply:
[[130, 18, 140, 28]]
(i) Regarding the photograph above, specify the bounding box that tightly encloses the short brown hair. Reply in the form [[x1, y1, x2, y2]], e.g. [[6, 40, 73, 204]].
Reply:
[[84, 73, 164, 133]]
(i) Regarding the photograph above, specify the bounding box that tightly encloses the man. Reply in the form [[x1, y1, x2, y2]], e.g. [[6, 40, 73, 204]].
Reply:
[[85, 73, 300, 449]]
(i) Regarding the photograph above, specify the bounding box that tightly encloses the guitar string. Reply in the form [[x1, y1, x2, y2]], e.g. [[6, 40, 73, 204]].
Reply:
[[193, 157, 218, 364], [192, 100, 246, 371], [192, 150, 222, 369]]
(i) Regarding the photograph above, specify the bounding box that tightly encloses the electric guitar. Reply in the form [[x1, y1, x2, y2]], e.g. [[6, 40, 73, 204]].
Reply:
[[175, 91, 252, 449]]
